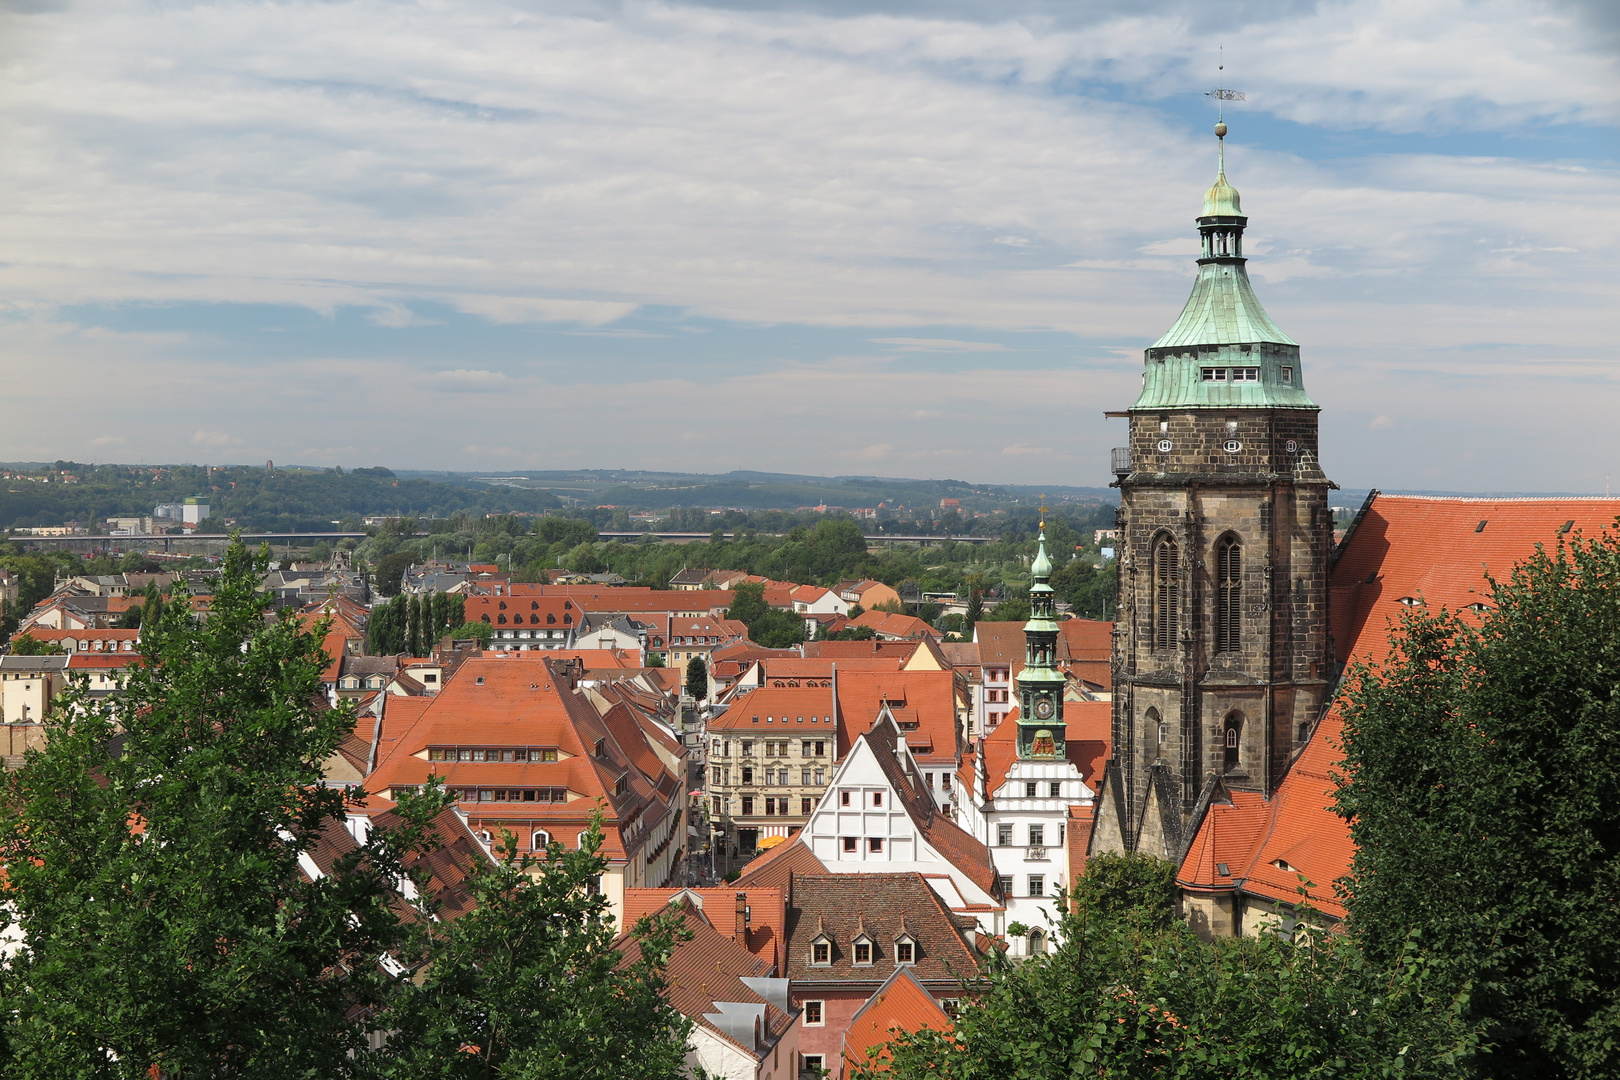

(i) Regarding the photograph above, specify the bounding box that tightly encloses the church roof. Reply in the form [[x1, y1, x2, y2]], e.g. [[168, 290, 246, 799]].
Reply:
[[1149, 261, 1296, 352], [1179, 493, 1620, 918]]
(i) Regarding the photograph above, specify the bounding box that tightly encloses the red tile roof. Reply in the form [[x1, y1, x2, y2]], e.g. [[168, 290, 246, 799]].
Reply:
[[842, 967, 955, 1074], [616, 902, 793, 1056], [732, 834, 829, 888], [364, 657, 679, 862], [851, 610, 942, 641], [1179, 494, 1620, 919], [622, 886, 786, 970]]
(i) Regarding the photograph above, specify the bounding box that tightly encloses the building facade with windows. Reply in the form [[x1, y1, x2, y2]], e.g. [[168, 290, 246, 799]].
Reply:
[[785, 873, 982, 1080], [1099, 128, 1335, 863], [705, 685, 842, 857]]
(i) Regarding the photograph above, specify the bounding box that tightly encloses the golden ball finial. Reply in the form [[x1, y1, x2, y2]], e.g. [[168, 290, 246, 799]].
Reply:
[[1214, 121, 1227, 138]]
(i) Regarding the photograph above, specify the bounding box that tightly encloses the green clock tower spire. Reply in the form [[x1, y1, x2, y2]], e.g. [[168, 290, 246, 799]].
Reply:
[[1016, 499, 1066, 759]]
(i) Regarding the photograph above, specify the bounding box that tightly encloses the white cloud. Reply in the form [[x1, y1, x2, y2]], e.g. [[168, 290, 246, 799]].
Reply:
[[0, 0, 1611, 491], [191, 430, 241, 448], [429, 369, 514, 392], [871, 337, 1011, 352]]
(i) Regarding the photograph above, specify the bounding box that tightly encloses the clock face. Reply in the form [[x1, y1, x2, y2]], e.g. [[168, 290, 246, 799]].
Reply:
[[1033, 697, 1055, 720]]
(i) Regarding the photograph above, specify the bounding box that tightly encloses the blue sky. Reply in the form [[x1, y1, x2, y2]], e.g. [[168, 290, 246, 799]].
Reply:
[[0, 0, 1615, 491]]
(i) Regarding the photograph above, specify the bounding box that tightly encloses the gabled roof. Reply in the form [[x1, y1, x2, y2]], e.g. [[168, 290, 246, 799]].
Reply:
[[732, 834, 829, 888], [707, 686, 841, 734], [800, 640, 922, 661], [622, 886, 786, 970], [850, 610, 941, 641], [615, 902, 793, 1058], [841, 966, 955, 1074], [786, 873, 981, 985], [835, 668, 960, 763]]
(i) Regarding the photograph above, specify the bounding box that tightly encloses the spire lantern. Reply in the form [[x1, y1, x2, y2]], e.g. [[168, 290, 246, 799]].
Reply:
[[1016, 497, 1066, 760]]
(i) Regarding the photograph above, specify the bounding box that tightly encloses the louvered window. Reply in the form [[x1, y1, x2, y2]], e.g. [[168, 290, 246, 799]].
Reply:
[[1153, 538, 1180, 650], [1215, 537, 1242, 653]]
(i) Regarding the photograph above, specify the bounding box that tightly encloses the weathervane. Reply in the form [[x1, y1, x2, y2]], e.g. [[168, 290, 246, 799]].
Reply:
[[1205, 46, 1245, 169], [1038, 495, 1049, 530]]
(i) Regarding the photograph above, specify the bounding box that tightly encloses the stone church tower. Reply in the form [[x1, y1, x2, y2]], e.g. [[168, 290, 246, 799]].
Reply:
[[1096, 124, 1335, 861]]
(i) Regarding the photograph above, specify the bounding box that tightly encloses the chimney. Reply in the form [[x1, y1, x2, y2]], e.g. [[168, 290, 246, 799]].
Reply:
[[735, 891, 749, 941]]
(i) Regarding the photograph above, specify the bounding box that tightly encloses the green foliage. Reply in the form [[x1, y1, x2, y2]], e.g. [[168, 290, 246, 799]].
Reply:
[[725, 582, 806, 649], [858, 888, 1484, 1080], [684, 655, 709, 701], [1067, 851, 1180, 932], [0, 463, 562, 533], [1051, 556, 1119, 620], [829, 625, 877, 641], [0, 538, 433, 1078], [374, 825, 693, 1080], [375, 551, 414, 597], [985, 596, 1030, 623], [449, 620, 493, 647], [6, 633, 63, 655], [1336, 523, 1620, 1079]]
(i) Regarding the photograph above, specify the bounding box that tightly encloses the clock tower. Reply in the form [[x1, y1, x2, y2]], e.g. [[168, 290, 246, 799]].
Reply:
[[1100, 121, 1336, 860], [1016, 511, 1067, 760]]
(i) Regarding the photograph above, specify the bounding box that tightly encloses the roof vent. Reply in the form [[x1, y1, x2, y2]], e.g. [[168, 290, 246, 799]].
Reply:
[[1475, 520, 1487, 533], [1216, 862, 1230, 876], [1560, 520, 1575, 535]]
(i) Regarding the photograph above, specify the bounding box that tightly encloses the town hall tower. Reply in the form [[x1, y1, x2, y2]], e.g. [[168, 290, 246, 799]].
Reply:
[[1099, 123, 1335, 861]]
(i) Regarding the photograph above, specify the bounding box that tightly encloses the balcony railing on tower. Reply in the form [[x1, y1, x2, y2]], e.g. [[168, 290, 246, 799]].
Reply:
[[1110, 447, 1132, 477]]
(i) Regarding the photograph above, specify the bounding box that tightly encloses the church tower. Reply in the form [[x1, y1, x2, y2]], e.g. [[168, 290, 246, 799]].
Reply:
[[1103, 121, 1335, 860], [1015, 512, 1066, 760]]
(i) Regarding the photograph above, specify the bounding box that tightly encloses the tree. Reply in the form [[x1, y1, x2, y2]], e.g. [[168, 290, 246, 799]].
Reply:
[[375, 551, 413, 597], [829, 625, 877, 641], [7, 633, 64, 655], [684, 655, 709, 702], [374, 825, 693, 1080], [986, 596, 1030, 623], [0, 537, 429, 1078], [1336, 523, 1620, 1079], [725, 582, 806, 650], [449, 620, 493, 647], [858, 871, 1484, 1080]]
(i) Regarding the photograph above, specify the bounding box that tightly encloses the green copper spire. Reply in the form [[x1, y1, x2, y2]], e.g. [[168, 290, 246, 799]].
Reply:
[[1016, 501, 1066, 760], [1131, 119, 1317, 412]]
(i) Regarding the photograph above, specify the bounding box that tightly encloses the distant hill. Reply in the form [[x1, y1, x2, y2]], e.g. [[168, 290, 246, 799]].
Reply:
[[0, 463, 560, 532], [395, 468, 1117, 513]]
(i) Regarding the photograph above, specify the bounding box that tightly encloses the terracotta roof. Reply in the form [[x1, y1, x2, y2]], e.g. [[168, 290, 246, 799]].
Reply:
[[1057, 619, 1112, 662], [1179, 494, 1620, 919], [799, 640, 919, 661], [850, 610, 942, 641], [938, 642, 980, 670], [363, 657, 678, 862], [760, 658, 903, 681], [66, 653, 141, 669], [842, 967, 955, 1074], [616, 902, 793, 1056], [465, 594, 580, 630], [835, 668, 960, 763], [732, 834, 829, 888], [622, 886, 786, 970], [1067, 803, 1097, 885], [707, 686, 841, 733], [1331, 495, 1620, 668], [785, 873, 981, 985]]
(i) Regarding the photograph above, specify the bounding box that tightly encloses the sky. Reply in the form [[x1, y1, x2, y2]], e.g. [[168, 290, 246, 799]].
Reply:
[[0, 0, 1616, 492]]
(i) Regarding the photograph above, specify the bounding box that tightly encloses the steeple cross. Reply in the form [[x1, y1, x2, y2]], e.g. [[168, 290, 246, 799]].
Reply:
[[1039, 495, 1049, 530]]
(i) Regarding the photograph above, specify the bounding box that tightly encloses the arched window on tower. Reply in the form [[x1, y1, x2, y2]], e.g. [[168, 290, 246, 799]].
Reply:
[[1215, 536, 1242, 654], [1224, 714, 1242, 770], [1153, 537, 1180, 651], [1146, 707, 1164, 757]]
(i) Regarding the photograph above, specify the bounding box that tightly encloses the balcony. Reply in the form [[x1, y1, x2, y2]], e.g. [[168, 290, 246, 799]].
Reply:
[[1110, 447, 1132, 477], [1025, 846, 1049, 861]]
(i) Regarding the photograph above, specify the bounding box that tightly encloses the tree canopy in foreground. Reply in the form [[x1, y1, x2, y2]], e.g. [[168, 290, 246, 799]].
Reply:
[[0, 537, 692, 1080]]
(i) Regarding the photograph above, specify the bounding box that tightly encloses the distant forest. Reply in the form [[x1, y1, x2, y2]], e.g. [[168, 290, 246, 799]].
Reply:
[[0, 463, 561, 533]]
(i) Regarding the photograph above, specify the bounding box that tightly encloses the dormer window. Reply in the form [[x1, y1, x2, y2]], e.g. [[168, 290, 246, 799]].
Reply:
[[895, 936, 917, 965], [811, 937, 831, 966], [852, 936, 874, 966]]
